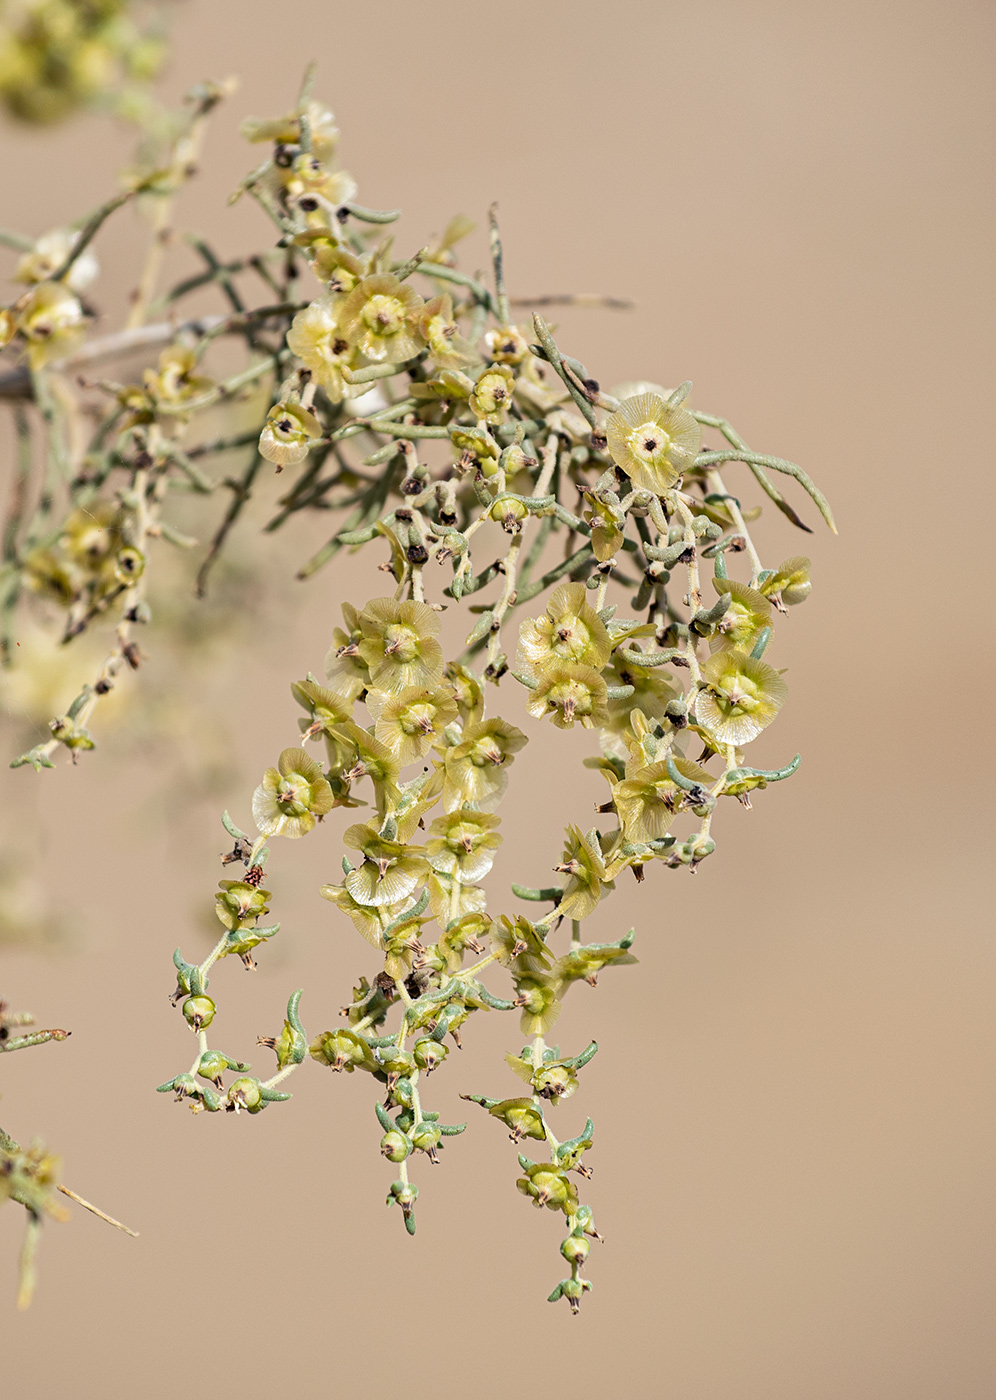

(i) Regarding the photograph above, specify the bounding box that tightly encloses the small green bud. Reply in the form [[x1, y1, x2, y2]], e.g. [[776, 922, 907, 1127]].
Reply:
[[197, 1051, 238, 1086], [548, 1275, 592, 1313], [573, 1204, 604, 1241], [413, 1038, 448, 1073], [561, 1234, 590, 1266], [375, 1047, 416, 1079], [516, 1162, 579, 1214], [386, 1179, 419, 1234], [380, 1130, 412, 1163], [410, 1121, 442, 1160], [182, 995, 216, 1031], [258, 989, 307, 1068], [309, 1029, 376, 1073], [225, 1077, 263, 1114], [387, 1076, 415, 1109], [533, 1064, 577, 1100]]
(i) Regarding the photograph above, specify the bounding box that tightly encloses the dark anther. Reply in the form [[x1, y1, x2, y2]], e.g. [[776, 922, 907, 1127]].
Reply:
[[583, 377, 600, 393], [298, 197, 319, 213], [94, 678, 113, 695]]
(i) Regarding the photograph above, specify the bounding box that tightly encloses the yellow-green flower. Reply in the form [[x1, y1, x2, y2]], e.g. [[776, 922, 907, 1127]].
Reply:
[[418, 293, 477, 369], [17, 281, 85, 368], [759, 555, 812, 606], [602, 649, 678, 737], [490, 915, 552, 972], [392, 768, 444, 842], [469, 364, 515, 424], [409, 369, 475, 418], [319, 881, 410, 949], [605, 392, 701, 493], [342, 821, 429, 907], [553, 934, 638, 991], [484, 323, 530, 365], [424, 910, 492, 973], [291, 678, 355, 740], [518, 582, 612, 675], [367, 685, 458, 765], [441, 717, 527, 811], [694, 649, 787, 745], [516, 1161, 579, 1213], [324, 602, 371, 698], [449, 423, 500, 470], [327, 718, 401, 806], [356, 597, 444, 693], [61, 501, 123, 573], [444, 663, 485, 728], [16, 227, 99, 293], [284, 152, 357, 211], [611, 756, 712, 842], [514, 970, 562, 1036], [259, 400, 322, 469], [286, 294, 354, 401], [144, 345, 213, 409], [581, 488, 626, 562], [252, 747, 334, 839], [526, 663, 609, 730], [555, 826, 612, 921], [710, 578, 773, 653], [426, 810, 502, 884], [337, 273, 426, 364], [215, 879, 271, 931], [241, 100, 340, 162]]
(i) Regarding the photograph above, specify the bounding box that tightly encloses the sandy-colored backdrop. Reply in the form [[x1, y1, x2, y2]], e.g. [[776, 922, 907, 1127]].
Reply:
[[2, 2, 994, 1396]]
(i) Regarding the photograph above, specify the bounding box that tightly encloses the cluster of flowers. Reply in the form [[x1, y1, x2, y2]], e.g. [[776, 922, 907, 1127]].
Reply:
[[0, 0, 164, 125], [159, 595, 644, 1310], [0, 78, 833, 1308], [158, 531, 820, 1310]]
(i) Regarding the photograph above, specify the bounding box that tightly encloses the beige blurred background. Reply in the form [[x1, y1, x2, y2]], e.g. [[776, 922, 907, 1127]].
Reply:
[[2, 0, 994, 1395]]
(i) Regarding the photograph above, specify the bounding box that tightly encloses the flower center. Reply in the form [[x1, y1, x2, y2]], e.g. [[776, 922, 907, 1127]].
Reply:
[[627, 420, 671, 465], [363, 294, 405, 337], [383, 623, 420, 662], [277, 773, 311, 815]]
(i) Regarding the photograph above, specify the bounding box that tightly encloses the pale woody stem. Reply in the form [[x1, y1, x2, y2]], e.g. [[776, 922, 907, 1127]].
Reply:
[[56, 1185, 138, 1237], [485, 434, 558, 671], [188, 1028, 209, 1076], [127, 116, 212, 330], [261, 1064, 298, 1090], [705, 467, 764, 585], [673, 494, 702, 612]]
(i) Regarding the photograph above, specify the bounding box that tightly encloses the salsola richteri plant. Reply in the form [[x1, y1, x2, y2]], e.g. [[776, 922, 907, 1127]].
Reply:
[[1, 70, 834, 1311]]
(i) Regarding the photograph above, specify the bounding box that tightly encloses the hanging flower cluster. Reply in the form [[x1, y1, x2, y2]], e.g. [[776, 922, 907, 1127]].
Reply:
[[0, 74, 834, 1310]]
